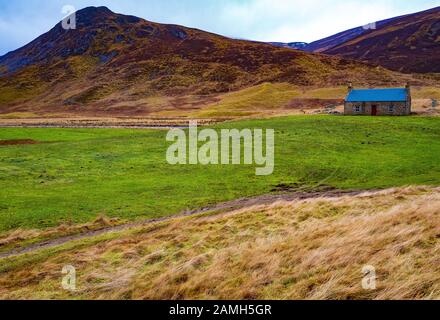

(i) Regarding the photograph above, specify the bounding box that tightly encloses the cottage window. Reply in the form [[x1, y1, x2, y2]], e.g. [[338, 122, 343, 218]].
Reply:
[[388, 105, 394, 113], [354, 105, 362, 113]]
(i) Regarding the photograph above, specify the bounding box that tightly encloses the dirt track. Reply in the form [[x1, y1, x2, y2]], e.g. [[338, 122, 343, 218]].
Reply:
[[0, 189, 367, 260]]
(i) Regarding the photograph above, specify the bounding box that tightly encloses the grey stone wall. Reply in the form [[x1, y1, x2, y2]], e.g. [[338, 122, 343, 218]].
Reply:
[[344, 101, 411, 116]]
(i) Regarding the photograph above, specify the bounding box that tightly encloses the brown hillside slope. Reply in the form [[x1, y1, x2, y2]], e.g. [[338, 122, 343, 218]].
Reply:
[[1, 186, 438, 300], [324, 6, 440, 73], [0, 6, 425, 117]]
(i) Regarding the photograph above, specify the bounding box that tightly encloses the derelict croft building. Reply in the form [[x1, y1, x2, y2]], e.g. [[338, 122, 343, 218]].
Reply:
[[344, 84, 412, 116]]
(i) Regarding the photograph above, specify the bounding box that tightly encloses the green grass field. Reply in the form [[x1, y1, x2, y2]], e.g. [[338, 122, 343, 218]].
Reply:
[[0, 115, 439, 232]]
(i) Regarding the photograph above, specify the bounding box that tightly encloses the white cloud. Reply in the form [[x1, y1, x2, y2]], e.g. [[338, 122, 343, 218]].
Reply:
[[217, 0, 414, 42]]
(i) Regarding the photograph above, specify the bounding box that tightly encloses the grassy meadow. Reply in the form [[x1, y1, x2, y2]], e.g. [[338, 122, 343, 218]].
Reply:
[[0, 115, 440, 232]]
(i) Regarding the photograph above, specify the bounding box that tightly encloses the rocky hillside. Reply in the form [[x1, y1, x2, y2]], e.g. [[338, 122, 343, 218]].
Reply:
[[0, 6, 416, 116], [319, 6, 440, 73]]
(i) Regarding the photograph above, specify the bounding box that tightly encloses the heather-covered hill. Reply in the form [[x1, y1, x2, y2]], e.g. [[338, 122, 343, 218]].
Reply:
[[0, 6, 420, 117], [303, 16, 402, 53], [321, 6, 440, 73]]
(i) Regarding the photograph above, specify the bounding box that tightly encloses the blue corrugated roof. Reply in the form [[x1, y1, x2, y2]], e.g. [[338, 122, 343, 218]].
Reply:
[[346, 88, 408, 102]]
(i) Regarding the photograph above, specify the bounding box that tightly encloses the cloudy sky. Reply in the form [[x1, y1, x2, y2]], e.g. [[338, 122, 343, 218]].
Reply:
[[0, 0, 438, 55]]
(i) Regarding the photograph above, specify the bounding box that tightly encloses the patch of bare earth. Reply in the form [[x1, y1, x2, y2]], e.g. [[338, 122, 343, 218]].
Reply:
[[0, 139, 40, 146], [0, 186, 439, 300]]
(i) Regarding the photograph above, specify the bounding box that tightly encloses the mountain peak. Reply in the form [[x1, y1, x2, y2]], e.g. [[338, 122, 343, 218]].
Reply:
[[73, 6, 117, 27], [76, 6, 114, 16]]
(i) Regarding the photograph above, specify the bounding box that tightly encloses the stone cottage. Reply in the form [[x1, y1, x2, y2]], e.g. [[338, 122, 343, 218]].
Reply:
[[344, 84, 412, 116]]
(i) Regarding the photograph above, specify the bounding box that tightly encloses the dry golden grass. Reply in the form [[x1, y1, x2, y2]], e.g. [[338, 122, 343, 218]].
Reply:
[[0, 215, 122, 255], [0, 186, 439, 300]]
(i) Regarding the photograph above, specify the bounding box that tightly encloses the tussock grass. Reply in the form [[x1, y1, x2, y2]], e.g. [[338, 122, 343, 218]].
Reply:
[[194, 83, 301, 117], [0, 186, 438, 300], [0, 215, 122, 255], [0, 112, 40, 119], [412, 86, 440, 100]]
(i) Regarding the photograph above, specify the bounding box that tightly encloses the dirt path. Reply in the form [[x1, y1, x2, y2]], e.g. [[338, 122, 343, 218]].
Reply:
[[0, 189, 366, 260]]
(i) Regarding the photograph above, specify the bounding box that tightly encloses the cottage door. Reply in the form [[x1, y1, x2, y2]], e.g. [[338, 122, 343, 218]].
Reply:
[[371, 105, 378, 116]]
